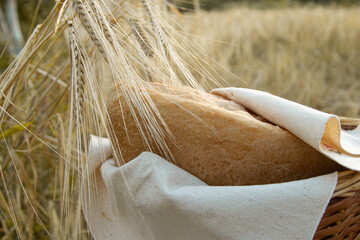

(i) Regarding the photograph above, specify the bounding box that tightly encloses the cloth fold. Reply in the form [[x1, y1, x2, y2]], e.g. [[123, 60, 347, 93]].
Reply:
[[211, 87, 360, 170], [83, 136, 338, 240]]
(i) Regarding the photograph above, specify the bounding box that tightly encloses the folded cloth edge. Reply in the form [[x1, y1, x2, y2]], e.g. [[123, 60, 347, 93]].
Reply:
[[211, 87, 360, 171]]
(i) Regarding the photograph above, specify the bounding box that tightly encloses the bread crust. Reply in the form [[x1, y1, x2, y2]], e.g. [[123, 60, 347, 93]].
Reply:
[[107, 83, 343, 185]]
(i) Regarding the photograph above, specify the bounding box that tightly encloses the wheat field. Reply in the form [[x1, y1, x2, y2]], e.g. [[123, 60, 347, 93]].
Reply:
[[180, 6, 360, 117], [0, 2, 360, 239]]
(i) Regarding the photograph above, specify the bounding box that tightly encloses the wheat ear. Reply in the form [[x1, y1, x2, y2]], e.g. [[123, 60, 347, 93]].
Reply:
[[68, 22, 85, 127], [72, 0, 108, 61], [141, 0, 167, 47], [87, 0, 115, 45], [128, 18, 154, 57], [55, 0, 70, 33]]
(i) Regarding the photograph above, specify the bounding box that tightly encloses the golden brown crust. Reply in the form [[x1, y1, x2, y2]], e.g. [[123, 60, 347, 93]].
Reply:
[[107, 83, 343, 186]]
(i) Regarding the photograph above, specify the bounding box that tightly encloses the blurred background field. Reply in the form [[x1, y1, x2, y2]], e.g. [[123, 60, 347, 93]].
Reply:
[[182, 6, 360, 117], [0, 0, 360, 239]]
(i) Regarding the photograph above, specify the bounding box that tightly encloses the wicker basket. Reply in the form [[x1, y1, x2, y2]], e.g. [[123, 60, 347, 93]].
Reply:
[[314, 118, 360, 240]]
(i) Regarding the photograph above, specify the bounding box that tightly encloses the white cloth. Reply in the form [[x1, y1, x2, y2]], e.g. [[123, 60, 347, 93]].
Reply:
[[211, 87, 360, 171], [83, 136, 338, 240]]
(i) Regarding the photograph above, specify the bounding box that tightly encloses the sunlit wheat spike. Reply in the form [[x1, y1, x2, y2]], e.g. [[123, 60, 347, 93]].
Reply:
[[88, 0, 115, 45], [27, 24, 42, 47], [141, 0, 167, 47], [55, 0, 70, 33], [68, 22, 85, 127], [72, 0, 108, 61], [128, 18, 154, 57]]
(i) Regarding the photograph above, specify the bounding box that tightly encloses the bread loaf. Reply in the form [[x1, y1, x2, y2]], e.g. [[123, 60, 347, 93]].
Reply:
[[107, 83, 343, 185]]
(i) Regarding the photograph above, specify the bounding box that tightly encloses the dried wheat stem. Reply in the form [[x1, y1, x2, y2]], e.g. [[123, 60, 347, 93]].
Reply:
[[72, 0, 108, 61], [128, 18, 153, 57], [68, 22, 85, 127]]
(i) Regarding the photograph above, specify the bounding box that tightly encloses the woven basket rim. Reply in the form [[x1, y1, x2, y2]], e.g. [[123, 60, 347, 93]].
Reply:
[[333, 170, 360, 198], [334, 117, 359, 198], [314, 116, 360, 239]]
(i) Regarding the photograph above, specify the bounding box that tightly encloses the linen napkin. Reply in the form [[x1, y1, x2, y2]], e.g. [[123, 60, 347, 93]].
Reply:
[[83, 135, 338, 240]]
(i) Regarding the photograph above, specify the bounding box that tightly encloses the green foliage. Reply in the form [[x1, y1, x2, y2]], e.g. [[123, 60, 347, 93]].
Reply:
[[0, 121, 32, 140], [0, 43, 14, 71], [17, 0, 53, 36], [0, 0, 53, 72]]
